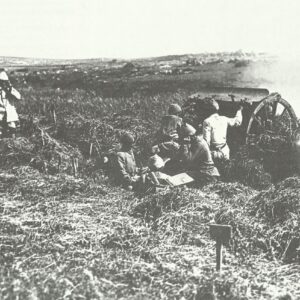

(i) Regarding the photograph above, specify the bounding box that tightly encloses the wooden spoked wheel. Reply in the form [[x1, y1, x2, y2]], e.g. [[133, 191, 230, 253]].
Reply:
[[246, 93, 298, 145]]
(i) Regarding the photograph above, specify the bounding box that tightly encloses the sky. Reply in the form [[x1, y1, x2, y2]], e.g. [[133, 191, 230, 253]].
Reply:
[[1, 0, 300, 115], [1, 0, 300, 59]]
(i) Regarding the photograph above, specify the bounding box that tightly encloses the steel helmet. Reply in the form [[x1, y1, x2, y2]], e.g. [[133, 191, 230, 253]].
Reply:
[[0, 71, 9, 81], [180, 123, 196, 137], [168, 103, 182, 115], [206, 98, 219, 112], [120, 132, 135, 145]]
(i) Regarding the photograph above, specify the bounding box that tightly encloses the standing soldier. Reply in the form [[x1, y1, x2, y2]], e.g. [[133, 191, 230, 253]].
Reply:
[[203, 99, 243, 161], [0, 71, 21, 138]]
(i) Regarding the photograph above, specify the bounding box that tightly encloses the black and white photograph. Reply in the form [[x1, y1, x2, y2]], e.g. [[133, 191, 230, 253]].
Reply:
[[0, 0, 300, 299]]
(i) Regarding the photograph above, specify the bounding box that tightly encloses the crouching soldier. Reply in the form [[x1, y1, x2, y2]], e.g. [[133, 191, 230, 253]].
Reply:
[[0, 71, 22, 138], [178, 123, 220, 183], [152, 103, 183, 160], [152, 103, 185, 174], [114, 132, 143, 190]]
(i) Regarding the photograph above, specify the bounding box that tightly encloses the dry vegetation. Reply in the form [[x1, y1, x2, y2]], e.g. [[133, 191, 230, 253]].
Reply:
[[0, 55, 299, 299]]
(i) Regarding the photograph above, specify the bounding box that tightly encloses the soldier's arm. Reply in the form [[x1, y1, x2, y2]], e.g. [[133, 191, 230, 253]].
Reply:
[[227, 108, 243, 127], [178, 143, 191, 162], [116, 154, 132, 184], [9, 88, 21, 101], [203, 120, 211, 146]]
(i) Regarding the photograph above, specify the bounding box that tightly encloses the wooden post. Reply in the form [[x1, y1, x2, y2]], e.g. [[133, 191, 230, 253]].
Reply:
[[216, 241, 222, 271], [209, 224, 232, 272]]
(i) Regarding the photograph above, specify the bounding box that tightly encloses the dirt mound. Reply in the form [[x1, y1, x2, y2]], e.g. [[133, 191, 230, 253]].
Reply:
[[251, 176, 300, 222], [0, 134, 82, 175], [57, 115, 116, 155], [221, 157, 272, 190], [249, 176, 300, 261], [212, 146, 272, 190], [132, 183, 255, 247], [9, 165, 107, 200], [132, 177, 300, 262], [56, 114, 153, 158], [0, 137, 35, 167], [215, 176, 300, 261]]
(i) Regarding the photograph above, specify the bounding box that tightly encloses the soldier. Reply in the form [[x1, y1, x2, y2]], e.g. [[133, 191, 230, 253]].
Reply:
[[203, 99, 243, 161], [152, 103, 183, 160], [0, 71, 21, 138], [178, 123, 220, 182], [115, 132, 141, 190]]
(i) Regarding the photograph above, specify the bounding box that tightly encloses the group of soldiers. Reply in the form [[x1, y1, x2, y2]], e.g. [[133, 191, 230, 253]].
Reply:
[[0, 69, 245, 189], [114, 101, 243, 190]]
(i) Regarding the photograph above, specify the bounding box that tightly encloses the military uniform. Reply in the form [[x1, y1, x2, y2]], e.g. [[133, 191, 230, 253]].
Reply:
[[179, 135, 220, 179], [203, 110, 242, 161], [154, 114, 183, 159], [115, 149, 139, 186], [0, 72, 21, 137]]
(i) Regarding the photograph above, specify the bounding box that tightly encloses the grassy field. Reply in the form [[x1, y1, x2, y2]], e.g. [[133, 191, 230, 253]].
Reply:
[[0, 55, 300, 299]]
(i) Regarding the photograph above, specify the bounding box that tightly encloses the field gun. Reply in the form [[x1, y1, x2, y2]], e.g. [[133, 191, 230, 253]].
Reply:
[[183, 87, 300, 177]]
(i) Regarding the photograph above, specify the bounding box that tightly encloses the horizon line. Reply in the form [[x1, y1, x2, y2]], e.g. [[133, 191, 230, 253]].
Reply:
[[0, 50, 272, 62]]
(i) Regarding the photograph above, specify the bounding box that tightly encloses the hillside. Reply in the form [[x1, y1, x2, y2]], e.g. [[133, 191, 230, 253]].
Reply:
[[0, 56, 114, 67], [0, 51, 272, 67], [0, 53, 299, 299]]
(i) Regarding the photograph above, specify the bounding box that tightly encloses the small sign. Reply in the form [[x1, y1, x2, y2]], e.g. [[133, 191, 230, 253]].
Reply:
[[209, 224, 232, 271], [209, 224, 231, 245]]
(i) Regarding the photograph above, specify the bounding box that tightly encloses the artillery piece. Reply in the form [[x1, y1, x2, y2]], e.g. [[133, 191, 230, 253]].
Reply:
[[183, 87, 300, 179]]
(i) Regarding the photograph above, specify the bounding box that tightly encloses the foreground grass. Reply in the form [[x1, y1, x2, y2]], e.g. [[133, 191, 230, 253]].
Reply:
[[1, 167, 299, 299]]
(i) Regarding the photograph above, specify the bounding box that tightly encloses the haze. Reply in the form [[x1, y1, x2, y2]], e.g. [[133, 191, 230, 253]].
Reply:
[[1, 0, 300, 116], [1, 0, 300, 59]]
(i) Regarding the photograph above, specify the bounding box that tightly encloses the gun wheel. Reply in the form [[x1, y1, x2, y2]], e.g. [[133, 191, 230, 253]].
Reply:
[[246, 93, 298, 145]]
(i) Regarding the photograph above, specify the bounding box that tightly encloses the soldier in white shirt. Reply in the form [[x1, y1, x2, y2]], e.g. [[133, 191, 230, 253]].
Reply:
[[0, 71, 21, 138], [203, 98, 243, 161]]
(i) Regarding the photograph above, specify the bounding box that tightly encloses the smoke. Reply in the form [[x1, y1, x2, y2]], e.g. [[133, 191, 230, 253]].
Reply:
[[245, 56, 300, 118]]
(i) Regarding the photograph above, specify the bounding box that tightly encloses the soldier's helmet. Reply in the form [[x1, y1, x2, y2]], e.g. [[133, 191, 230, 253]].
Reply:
[[205, 98, 219, 112], [120, 132, 135, 145], [168, 103, 182, 115], [0, 71, 9, 81], [180, 123, 196, 137]]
